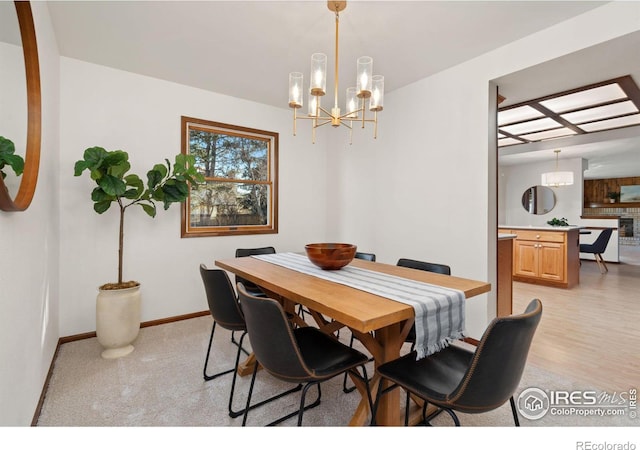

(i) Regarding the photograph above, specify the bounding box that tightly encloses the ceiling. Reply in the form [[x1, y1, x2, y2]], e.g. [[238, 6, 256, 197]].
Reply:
[[46, 0, 640, 179], [48, 1, 605, 107], [495, 29, 640, 180]]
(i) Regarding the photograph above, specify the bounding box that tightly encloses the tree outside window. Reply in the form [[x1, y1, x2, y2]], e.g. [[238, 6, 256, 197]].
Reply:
[[181, 117, 278, 237]]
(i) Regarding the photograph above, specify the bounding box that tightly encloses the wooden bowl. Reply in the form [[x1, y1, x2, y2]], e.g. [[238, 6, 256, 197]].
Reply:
[[305, 243, 357, 270]]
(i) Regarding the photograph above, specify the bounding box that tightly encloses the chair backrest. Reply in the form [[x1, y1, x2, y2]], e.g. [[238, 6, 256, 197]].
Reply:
[[355, 252, 376, 262], [234, 247, 276, 291], [448, 299, 542, 412], [236, 283, 313, 382], [235, 246, 276, 258], [397, 258, 451, 275], [199, 264, 245, 331], [589, 228, 613, 253]]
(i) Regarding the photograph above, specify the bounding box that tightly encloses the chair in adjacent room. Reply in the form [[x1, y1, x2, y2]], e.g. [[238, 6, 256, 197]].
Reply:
[[237, 283, 374, 426], [199, 264, 301, 418], [371, 298, 542, 427], [234, 246, 276, 296], [579, 228, 613, 274]]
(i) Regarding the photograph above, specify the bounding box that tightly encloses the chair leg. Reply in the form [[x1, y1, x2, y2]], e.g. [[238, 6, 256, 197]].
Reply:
[[342, 335, 357, 393], [596, 253, 608, 273], [442, 407, 460, 426], [241, 361, 259, 426], [343, 334, 374, 393], [370, 380, 401, 426], [266, 383, 322, 427], [203, 322, 235, 381], [510, 396, 520, 426], [228, 332, 303, 419]]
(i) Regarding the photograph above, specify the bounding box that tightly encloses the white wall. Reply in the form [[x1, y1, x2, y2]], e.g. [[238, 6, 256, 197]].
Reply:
[[500, 157, 586, 227], [333, 1, 640, 338], [58, 58, 327, 336], [0, 2, 60, 425]]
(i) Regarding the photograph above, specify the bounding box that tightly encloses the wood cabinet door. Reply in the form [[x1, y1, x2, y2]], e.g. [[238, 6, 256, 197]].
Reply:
[[514, 240, 538, 277], [538, 242, 566, 281]]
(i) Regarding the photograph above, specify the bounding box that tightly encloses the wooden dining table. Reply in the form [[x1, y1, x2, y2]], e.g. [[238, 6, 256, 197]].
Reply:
[[215, 255, 491, 426]]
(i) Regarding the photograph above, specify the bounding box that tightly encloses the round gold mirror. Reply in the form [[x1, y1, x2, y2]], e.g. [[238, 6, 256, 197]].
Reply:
[[521, 185, 556, 215], [0, 1, 41, 212]]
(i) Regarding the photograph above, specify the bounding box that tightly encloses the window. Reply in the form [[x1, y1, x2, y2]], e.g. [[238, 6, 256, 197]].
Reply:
[[181, 117, 278, 237]]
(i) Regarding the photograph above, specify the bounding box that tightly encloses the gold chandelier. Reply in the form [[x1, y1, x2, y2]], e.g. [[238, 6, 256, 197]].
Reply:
[[288, 1, 384, 144]]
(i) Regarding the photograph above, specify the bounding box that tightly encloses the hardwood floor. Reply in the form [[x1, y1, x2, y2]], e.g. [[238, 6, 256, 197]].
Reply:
[[512, 256, 640, 392]]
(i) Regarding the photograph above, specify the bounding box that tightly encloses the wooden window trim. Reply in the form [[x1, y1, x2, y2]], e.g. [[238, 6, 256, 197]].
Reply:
[[180, 116, 278, 237]]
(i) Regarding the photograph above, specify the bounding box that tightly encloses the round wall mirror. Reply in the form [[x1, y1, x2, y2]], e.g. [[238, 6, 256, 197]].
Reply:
[[522, 185, 556, 215], [0, 1, 41, 212]]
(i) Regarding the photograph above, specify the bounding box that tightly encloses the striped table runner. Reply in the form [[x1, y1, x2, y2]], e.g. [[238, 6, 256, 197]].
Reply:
[[253, 252, 465, 359]]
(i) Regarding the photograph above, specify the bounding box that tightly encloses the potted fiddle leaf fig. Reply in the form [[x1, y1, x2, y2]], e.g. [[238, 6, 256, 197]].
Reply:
[[74, 146, 204, 358], [0, 136, 24, 180]]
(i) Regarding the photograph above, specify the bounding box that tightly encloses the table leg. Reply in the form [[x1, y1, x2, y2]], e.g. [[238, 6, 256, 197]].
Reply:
[[348, 322, 404, 426]]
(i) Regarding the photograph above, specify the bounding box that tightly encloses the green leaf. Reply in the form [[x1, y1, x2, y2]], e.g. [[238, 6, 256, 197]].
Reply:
[[152, 163, 168, 180], [0, 136, 16, 156], [90, 187, 113, 202], [161, 183, 185, 203], [98, 174, 127, 196], [3, 154, 24, 175], [147, 168, 164, 190], [108, 160, 130, 179], [93, 200, 112, 214], [124, 174, 143, 195], [74, 160, 89, 176], [83, 147, 107, 168], [174, 179, 189, 196], [140, 203, 156, 217], [103, 150, 128, 167]]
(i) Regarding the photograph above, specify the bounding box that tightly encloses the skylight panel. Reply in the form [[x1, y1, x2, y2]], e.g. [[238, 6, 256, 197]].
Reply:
[[560, 100, 638, 124], [498, 105, 544, 126], [539, 83, 627, 113], [578, 114, 640, 132], [498, 137, 522, 147], [519, 127, 577, 142], [500, 117, 562, 135]]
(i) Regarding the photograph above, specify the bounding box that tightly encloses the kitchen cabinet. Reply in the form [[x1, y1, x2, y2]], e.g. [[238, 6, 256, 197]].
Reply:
[[498, 227, 580, 288]]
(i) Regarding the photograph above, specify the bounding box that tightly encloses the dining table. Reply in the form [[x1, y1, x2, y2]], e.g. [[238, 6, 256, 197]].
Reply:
[[215, 254, 491, 426]]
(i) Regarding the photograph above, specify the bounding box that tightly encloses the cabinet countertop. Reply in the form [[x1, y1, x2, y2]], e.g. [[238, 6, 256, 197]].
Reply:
[[498, 225, 582, 231]]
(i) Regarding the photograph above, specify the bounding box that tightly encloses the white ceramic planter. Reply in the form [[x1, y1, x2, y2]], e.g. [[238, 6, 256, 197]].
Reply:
[[96, 285, 141, 359]]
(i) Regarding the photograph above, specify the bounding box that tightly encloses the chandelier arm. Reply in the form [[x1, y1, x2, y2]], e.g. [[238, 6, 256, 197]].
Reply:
[[337, 107, 363, 120], [314, 119, 334, 128], [318, 105, 335, 117]]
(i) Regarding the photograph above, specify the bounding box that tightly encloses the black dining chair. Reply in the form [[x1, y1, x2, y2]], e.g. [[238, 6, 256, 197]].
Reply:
[[355, 251, 376, 262], [345, 257, 452, 393], [371, 298, 542, 426], [234, 246, 276, 296], [199, 264, 301, 418], [580, 228, 613, 274], [237, 283, 374, 426], [396, 258, 451, 348]]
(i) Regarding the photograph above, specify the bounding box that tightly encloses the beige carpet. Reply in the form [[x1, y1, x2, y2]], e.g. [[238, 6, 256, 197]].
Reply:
[[35, 315, 637, 437]]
